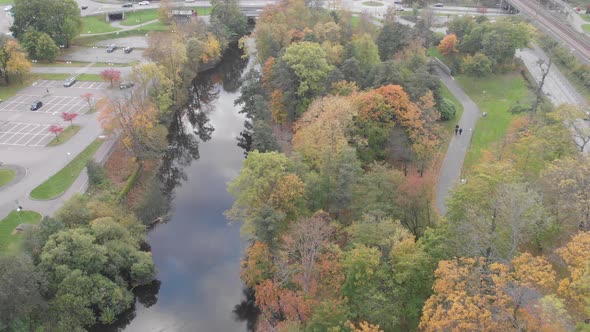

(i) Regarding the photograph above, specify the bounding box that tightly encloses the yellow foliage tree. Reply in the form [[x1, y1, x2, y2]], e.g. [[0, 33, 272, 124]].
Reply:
[[0, 38, 31, 84]]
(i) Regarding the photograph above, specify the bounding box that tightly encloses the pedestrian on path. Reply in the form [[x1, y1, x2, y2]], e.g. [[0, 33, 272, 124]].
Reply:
[[46, 88, 49, 94], [455, 127, 458, 135], [459, 128, 463, 135]]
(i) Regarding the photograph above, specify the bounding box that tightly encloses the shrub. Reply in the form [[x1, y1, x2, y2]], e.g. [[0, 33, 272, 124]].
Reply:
[[86, 160, 106, 186], [439, 98, 457, 121]]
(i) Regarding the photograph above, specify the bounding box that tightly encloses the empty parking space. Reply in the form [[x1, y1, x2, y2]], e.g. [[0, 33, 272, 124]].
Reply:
[[33, 80, 109, 90], [0, 94, 93, 114], [0, 122, 54, 147]]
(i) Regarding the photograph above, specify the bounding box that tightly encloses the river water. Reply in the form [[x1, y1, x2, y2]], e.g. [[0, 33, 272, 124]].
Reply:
[[98, 44, 255, 332]]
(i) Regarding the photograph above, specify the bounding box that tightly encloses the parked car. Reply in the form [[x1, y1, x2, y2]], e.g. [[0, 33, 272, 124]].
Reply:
[[81, 5, 88, 10], [30, 101, 43, 111], [138, 1, 150, 5], [106, 44, 117, 53], [122, 3, 133, 7], [119, 81, 135, 89], [433, 3, 444, 7], [4, 5, 12, 12], [124, 47, 133, 53], [63, 76, 77, 87]]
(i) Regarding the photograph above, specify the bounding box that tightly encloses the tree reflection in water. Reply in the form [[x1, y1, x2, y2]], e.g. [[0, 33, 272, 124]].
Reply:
[[92, 44, 250, 332]]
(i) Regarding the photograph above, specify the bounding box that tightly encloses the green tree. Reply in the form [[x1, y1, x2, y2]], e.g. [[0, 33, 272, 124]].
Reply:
[[226, 151, 306, 239], [0, 254, 47, 328], [447, 16, 476, 39], [346, 34, 381, 72], [282, 41, 333, 103], [21, 29, 60, 61], [439, 98, 457, 120], [11, 0, 82, 48], [377, 8, 410, 61], [210, 0, 248, 40], [462, 52, 493, 77]]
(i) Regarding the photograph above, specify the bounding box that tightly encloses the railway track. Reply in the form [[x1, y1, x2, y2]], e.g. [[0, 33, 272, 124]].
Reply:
[[510, 0, 590, 63]]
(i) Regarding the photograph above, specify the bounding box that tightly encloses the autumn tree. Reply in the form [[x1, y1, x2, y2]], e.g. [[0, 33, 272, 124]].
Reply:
[[99, 68, 121, 88], [420, 253, 575, 332], [556, 231, 590, 321], [144, 32, 187, 84], [0, 36, 31, 84], [282, 211, 335, 294], [158, 0, 173, 24], [99, 96, 168, 162], [49, 125, 64, 141], [129, 62, 174, 112], [438, 34, 459, 57], [541, 157, 590, 233], [61, 112, 78, 126], [80, 93, 94, 111]]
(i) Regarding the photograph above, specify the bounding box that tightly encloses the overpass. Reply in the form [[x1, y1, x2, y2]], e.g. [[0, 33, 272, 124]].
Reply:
[[505, 0, 590, 64]]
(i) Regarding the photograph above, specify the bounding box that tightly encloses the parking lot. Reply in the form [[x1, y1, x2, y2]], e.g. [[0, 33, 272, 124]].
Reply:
[[0, 122, 55, 147], [0, 94, 94, 115], [33, 80, 110, 90]]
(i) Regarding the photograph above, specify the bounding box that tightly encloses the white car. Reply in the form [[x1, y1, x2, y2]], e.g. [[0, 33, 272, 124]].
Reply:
[[138, 1, 150, 5], [4, 5, 12, 12]]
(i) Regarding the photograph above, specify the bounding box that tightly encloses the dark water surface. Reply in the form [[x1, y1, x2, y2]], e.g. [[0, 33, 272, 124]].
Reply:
[[96, 45, 255, 332]]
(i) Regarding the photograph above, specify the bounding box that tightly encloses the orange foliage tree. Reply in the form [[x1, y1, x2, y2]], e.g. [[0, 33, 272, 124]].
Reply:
[[437, 34, 459, 56]]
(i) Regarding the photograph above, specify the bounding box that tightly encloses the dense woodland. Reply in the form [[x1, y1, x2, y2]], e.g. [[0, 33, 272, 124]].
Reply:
[[229, 0, 590, 331], [2, 0, 590, 331]]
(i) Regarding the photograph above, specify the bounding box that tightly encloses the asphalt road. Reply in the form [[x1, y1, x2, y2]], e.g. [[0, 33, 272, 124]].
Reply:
[[516, 46, 586, 106], [0, 82, 120, 220]]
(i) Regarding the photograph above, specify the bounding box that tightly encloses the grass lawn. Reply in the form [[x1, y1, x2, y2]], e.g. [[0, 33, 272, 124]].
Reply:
[[0, 75, 40, 101], [30, 139, 103, 200], [35, 73, 103, 82], [583, 24, 590, 33], [94, 61, 139, 67], [0, 0, 13, 4], [194, 7, 212, 15], [120, 9, 158, 26], [455, 72, 533, 171], [139, 21, 170, 32], [362, 1, 384, 6], [82, 15, 121, 34], [47, 125, 81, 146], [32, 60, 90, 67], [74, 23, 170, 46], [0, 169, 16, 187], [0, 211, 42, 254]]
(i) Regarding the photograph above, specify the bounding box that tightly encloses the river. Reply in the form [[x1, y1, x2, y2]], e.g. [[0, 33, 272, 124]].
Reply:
[[95, 44, 256, 332]]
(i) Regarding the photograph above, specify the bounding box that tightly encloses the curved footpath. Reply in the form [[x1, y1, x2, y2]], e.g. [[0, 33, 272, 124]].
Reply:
[[435, 68, 481, 216]]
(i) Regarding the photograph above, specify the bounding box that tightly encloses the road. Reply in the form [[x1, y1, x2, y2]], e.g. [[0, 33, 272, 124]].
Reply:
[[516, 46, 585, 106], [509, 0, 590, 64]]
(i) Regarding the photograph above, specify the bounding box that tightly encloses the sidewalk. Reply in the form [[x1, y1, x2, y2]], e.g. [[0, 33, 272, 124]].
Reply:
[[434, 68, 481, 215]]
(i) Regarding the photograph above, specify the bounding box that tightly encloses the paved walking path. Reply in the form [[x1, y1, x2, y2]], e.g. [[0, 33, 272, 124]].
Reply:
[[435, 68, 481, 215]]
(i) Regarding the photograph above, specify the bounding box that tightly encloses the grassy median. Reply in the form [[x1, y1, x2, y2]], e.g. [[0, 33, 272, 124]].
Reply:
[[47, 125, 81, 147], [0, 169, 16, 187], [455, 72, 533, 171], [30, 139, 103, 200], [0, 210, 42, 254]]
